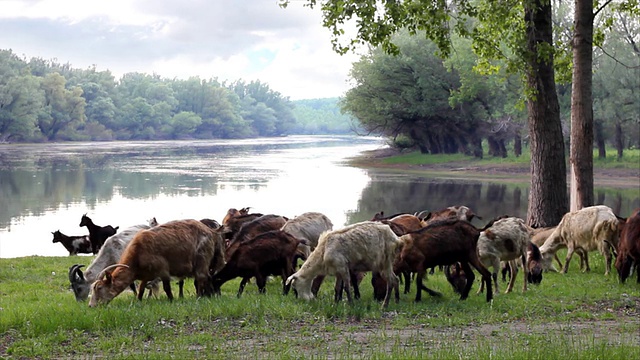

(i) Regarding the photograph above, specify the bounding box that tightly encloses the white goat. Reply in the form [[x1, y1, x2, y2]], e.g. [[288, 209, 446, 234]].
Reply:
[[69, 224, 150, 301], [477, 217, 532, 294], [281, 211, 333, 259], [539, 205, 620, 275], [285, 221, 404, 308]]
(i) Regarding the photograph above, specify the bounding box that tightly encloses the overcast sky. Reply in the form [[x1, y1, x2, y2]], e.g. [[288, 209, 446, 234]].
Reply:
[[0, 0, 362, 100]]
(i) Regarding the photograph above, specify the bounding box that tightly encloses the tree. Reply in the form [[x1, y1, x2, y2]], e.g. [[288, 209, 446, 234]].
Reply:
[[281, 0, 568, 226]]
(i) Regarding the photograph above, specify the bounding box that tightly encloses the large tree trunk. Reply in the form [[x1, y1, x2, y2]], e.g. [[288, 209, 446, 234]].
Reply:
[[569, 0, 594, 212], [614, 121, 624, 159], [524, 0, 568, 227], [594, 120, 606, 159]]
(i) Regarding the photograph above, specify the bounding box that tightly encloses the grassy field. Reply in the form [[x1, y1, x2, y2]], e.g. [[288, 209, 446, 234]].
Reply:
[[375, 148, 640, 170], [1, 254, 638, 359]]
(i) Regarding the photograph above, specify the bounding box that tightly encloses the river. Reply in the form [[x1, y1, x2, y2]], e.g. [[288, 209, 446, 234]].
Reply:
[[0, 135, 637, 258]]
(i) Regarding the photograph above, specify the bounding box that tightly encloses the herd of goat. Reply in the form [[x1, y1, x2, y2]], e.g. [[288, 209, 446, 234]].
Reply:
[[53, 204, 640, 308]]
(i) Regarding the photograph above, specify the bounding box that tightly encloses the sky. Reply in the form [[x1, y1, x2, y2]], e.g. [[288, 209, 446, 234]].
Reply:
[[0, 0, 362, 100]]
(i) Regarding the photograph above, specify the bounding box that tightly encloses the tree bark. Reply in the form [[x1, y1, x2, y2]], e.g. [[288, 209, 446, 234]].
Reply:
[[594, 120, 606, 159], [615, 121, 624, 159], [524, 0, 568, 227], [514, 132, 522, 157], [569, 0, 594, 212]]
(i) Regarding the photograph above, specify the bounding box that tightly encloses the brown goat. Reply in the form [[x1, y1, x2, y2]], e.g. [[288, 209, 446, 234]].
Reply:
[[398, 219, 493, 302], [615, 208, 640, 283], [88, 219, 226, 306], [423, 205, 482, 225], [222, 207, 251, 226], [228, 214, 288, 246], [221, 212, 265, 241], [211, 230, 301, 297]]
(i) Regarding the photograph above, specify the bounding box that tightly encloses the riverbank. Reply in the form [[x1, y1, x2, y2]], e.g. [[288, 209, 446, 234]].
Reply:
[[348, 147, 640, 189]]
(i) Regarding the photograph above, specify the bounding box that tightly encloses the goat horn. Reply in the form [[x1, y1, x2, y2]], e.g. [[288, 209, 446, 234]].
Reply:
[[96, 264, 129, 280], [69, 264, 85, 283], [415, 210, 430, 220]]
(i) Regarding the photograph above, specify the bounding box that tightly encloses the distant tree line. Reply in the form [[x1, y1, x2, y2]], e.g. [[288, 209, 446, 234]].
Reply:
[[0, 50, 354, 142]]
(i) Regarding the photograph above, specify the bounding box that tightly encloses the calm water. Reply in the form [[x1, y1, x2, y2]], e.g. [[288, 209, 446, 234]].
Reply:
[[1, 135, 638, 258]]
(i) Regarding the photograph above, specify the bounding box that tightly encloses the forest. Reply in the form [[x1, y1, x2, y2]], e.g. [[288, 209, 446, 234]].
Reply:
[[1, 3, 638, 157], [339, 6, 639, 159], [0, 53, 355, 142]]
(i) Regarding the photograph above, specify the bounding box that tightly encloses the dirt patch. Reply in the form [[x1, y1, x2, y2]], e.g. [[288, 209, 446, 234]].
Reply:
[[348, 148, 640, 189]]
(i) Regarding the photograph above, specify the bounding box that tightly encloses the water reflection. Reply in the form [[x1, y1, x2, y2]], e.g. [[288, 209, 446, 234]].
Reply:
[[1, 135, 638, 258]]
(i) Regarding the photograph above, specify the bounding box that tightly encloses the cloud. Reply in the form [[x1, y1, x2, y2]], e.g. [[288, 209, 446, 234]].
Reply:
[[0, 0, 361, 100]]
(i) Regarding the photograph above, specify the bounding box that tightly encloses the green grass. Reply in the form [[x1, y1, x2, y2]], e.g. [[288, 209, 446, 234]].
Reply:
[[380, 147, 639, 170], [1, 254, 638, 359]]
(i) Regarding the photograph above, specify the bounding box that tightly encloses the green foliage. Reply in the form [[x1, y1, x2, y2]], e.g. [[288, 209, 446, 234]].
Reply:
[[291, 97, 358, 134], [0, 51, 348, 142]]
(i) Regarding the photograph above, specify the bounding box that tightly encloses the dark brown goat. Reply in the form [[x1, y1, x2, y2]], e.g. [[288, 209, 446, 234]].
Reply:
[[615, 209, 640, 283], [211, 230, 301, 297], [52, 230, 92, 256], [398, 219, 493, 302], [221, 212, 264, 241], [444, 262, 468, 294], [88, 219, 226, 306], [228, 214, 288, 246], [79, 214, 118, 254]]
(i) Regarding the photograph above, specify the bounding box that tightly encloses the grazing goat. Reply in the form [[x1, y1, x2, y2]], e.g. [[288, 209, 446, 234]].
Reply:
[[539, 205, 620, 275], [69, 224, 150, 301], [281, 211, 333, 259], [286, 221, 403, 308], [423, 205, 482, 225], [398, 219, 493, 303], [615, 209, 640, 283], [477, 217, 531, 294], [221, 212, 264, 241], [444, 262, 468, 294], [526, 242, 544, 284], [229, 214, 288, 246], [370, 213, 425, 300], [531, 226, 587, 272], [79, 214, 119, 254], [52, 230, 92, 256], [88, 219, 226, 306], [211, 230, 301, 297]]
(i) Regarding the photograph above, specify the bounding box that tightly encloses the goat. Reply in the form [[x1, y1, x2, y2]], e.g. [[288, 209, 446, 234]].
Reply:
[[52, 230, 92, 256], [211, 230, 301, 297], [423, 205, 482, 225], [79, 214, 119, 254], [531, 226, 587, 272], [286, 221, 403, 308], [88, 219, 226, 306], [69, 224, 150, 301], [221, 212, 264, 241], [228, 214, 288, 246], [370, 213, 424, 300], [444, 262, 468, 294], [222, 207, 251, 225], [476, 217, 531, 294], [398, 218, 493, 303], [539, 205, 620, 275], [615, 209, 640, 283], [281, 211, 333, 259]]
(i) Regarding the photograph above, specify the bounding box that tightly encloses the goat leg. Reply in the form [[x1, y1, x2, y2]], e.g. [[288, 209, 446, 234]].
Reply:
[[237, 277, 250, 298], [137, 280, 147, 301], [162, 278, 174, 301]]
